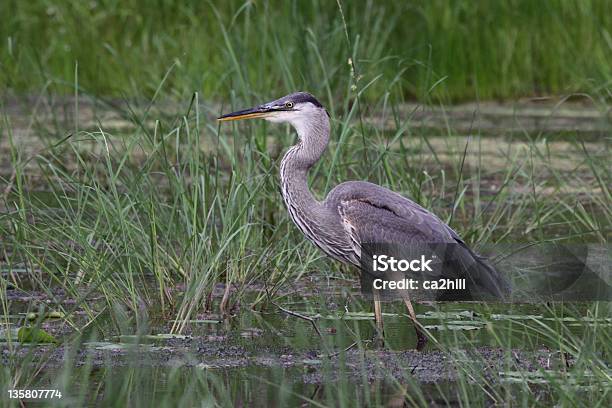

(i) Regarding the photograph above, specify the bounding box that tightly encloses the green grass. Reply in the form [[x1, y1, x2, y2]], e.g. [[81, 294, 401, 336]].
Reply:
[[1, 86, 609, 326], [1, 0, 611, 101], [1, 0, 611, 406], [1, 81, 610, 405]]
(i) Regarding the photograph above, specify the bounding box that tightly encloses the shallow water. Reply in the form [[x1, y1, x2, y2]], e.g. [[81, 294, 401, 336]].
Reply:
[[2, 279, 609, 406]]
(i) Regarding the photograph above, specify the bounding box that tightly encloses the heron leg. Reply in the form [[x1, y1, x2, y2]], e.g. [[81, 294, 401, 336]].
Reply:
[[372, 289, 384, 339], [401, 293, 427, 351]]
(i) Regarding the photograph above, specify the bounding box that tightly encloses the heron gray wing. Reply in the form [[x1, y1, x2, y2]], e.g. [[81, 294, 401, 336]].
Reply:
[[329, 181, 456, 246], [328, 181, 511, 297], [338, 198, 454, 246]]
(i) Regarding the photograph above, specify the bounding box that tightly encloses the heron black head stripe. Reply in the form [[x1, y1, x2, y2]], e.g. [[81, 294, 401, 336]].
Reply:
[[287, 92, 324, 108]]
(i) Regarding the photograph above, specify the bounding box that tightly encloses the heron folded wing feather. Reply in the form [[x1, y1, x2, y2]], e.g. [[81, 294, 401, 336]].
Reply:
[[337, 197, 511, 298], [338, 202, 362, 262], [328, 180, 457, 242], [338, 199, 452, 246], [338, 198, 455, 246]]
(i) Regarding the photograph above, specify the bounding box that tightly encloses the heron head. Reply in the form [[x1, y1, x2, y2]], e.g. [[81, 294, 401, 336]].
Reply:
[[217, 92, 328, 127]]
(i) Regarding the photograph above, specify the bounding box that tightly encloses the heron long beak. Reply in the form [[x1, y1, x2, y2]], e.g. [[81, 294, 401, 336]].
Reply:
[[217, 106, 274, 122]]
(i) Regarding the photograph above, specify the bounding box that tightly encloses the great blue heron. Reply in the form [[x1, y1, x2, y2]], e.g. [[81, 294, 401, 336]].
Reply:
[[218, 92, 510, 350]]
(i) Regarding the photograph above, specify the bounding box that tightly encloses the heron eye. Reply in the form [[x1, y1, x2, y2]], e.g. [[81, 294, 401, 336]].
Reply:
[[285, 102, 294, 109]]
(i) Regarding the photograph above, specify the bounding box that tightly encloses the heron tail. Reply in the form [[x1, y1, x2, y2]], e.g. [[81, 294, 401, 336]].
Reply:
[[456, 242, 512, 300]]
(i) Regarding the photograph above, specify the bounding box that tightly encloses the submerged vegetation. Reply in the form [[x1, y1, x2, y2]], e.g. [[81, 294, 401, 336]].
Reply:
[[0, 0, 611, 406]]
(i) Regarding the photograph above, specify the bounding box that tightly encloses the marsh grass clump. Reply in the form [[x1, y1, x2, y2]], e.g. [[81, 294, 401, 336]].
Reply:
[[1, 1, 612, 101], [1, 0, 611, 405]]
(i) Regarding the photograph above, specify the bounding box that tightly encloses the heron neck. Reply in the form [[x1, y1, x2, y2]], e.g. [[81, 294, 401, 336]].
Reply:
[[279, 111, 330, 209]]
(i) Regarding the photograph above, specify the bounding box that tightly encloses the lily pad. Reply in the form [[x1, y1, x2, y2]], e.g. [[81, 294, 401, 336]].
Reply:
[[240, 328, 264, 338], [117, 334, 191, 343], [287, 311, 406, 321], [418, 310, 476, 320], [423, 323, 484, 331], [490, 314, 544, 321], [17, 327, 59, 344], [148, 333, 190, 340], [567, 322, 612, 327], [23, 311, 66, 321], [172, 319, 221, 324], [86, 342, 132, 351], [205, 335, 228, 342]]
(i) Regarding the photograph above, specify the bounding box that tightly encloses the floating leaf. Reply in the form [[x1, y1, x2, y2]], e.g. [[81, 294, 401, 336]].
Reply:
[[17, 327, 58, 343], [295, 310, 482, 321], [85, 341, 172, 352], [83, 341, 116, 348], [418, 311, 476, 320], [24, 311, 66, 321], [424, 324, 483, 331], [240, 328, 264, 338], [89, 342, 131, 351], [117, 334, 191, 343], [490, 314, 544, 321], [148, 333, 190, 340], [489, 315, 611, 326], [205, 335, 228, 342], [446, 320, 486, 326], [567, 322, 612, 328], [285, 311, 398, 321], [171, 319, 221, 324]]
